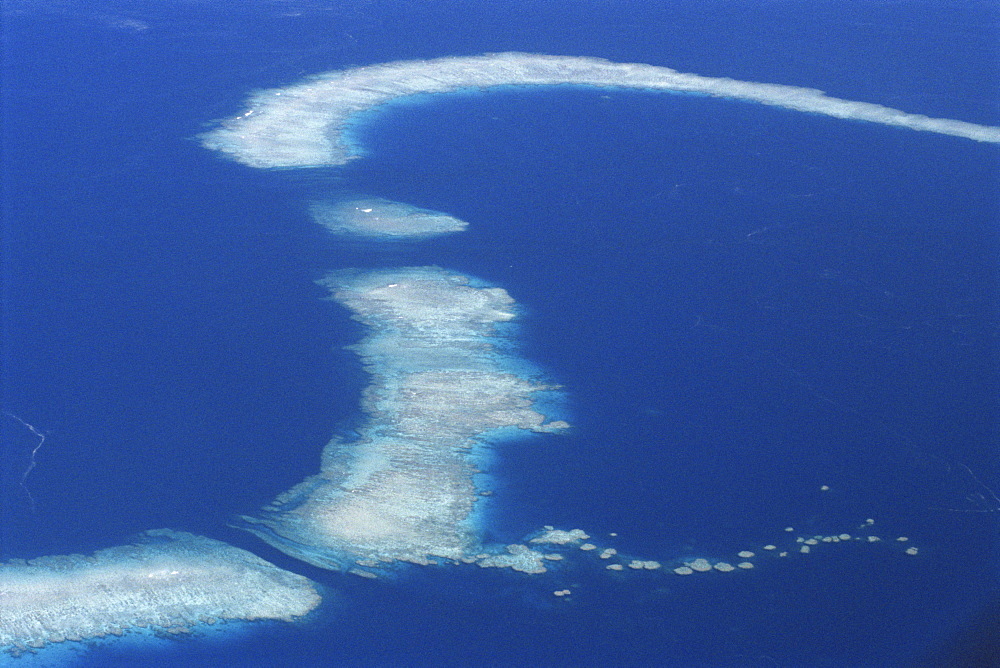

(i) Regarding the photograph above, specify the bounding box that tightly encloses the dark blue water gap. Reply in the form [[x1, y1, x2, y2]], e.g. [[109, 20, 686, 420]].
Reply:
[[333, 84, 1000, 663], [0, 12, 373, 560]]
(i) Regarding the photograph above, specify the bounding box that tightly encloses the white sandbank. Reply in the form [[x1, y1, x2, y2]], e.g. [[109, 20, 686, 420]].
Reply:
[[200, 52, 1000, 169]]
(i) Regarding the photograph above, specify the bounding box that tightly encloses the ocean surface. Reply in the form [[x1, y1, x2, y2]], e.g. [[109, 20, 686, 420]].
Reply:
[[2, 0, 998, 666]]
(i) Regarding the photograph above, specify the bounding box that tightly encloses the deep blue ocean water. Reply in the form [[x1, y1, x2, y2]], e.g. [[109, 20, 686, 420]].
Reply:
[[2, 0, 998, 666]]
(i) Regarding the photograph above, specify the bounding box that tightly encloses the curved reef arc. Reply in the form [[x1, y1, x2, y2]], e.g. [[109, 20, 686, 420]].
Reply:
[[200, 52, 1000, 169]]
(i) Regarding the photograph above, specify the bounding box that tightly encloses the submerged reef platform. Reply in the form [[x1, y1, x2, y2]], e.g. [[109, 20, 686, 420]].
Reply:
[[0, 529, 320, 657], [201, 52, 1000, 169], [241, 267, 569, 571], [309, 198, 468, 239]]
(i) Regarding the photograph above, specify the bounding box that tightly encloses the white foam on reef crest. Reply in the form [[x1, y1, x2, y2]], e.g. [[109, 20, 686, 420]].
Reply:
[[240, 267, 569, 572], [200, 52, 1000, 169], [0, 529, 320, 657], [309, 198, 469, 239]]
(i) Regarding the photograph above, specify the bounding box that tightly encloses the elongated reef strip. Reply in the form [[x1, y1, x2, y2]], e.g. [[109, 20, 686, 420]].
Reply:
[[0, 529, 321, 656], [241, 267, 568, 570], [200, 52, 1000, 168]]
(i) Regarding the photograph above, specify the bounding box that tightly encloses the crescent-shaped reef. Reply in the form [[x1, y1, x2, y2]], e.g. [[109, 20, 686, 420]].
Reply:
[[200, 52, 1000, 169]]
